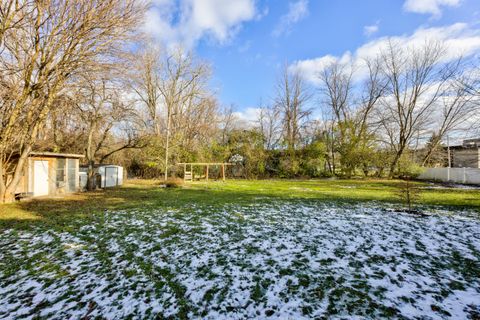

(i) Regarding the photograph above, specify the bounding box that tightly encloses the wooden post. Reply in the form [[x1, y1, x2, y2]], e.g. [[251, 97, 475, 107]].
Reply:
[[222, 164, 225, 182], [191, 164, 193, 181], [184, 163, 186, 182], [206, 165, 209, 182]]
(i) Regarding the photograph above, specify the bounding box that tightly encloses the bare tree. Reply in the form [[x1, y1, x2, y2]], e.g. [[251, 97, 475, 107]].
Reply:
[[275, 66, 312, 154], [256, 101, 281, 150], [174, 96, 219, 157], [0, 1, 29, 46], [462, 59, 480, 99], [157, 48, 211, 181], [318, 58, 386, 177], [0, 0, 144, 202], [318, 61, 353, 176], [422, 65, 478, 165], [456, 59, 480, 136], [130, 45, 163, 136], [129, 45, 216, 179], [377, 40, 454, 177], [74, 75, 144, 190], [319, 62, 354, 126], [219, 105, 239, 145], [29, 93, 86, 154]]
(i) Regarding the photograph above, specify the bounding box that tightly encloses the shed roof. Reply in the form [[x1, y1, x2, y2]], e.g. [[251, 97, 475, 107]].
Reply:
[[79, 164, 121, 168], [29, 151, 85, 158], [177, 162, 232, 165]]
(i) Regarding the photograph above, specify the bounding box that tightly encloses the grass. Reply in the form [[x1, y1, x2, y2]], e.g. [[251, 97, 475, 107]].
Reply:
[[1, 198, 479, 318], [1, 179, 479, 318], [0, 178, 479, 230]]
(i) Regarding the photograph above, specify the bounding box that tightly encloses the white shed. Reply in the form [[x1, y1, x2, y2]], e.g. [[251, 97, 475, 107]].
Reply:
[[98, 165, 124, 188], [79, 165, 124, 189]]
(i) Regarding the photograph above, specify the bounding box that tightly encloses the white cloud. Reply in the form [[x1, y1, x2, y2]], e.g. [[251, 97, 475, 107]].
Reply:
[[289, 54, 350, 85], [403, 0, 462, 17], [364, 22, 380, 37], [289, 23, 480, 84], [231, 107, 264, 129], [233, 107, 261, 125], [144, 0, 258, 48], [273, 0, 309, 37]]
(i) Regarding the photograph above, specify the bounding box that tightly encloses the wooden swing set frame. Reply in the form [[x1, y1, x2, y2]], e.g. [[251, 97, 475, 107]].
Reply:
[[177, 163, 232, 182]]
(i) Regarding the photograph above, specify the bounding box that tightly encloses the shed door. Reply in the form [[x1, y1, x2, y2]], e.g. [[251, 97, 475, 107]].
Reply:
[[104, 167, 118, 187], [34, 160, 49, 196], [67, 159, 76, 192]]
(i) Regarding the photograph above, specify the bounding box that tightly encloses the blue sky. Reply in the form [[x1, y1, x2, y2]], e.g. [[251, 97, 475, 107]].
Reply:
[[145, 0, 480, 115]]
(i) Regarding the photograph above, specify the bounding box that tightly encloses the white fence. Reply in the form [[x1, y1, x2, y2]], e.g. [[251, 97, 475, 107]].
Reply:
[[418, 168, 480, 185]]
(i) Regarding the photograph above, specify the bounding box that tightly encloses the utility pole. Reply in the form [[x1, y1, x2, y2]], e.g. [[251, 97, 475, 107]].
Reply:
[[447, 135, 451, 168], [164, 107, 172, 182], [447, 135, 451, 182]]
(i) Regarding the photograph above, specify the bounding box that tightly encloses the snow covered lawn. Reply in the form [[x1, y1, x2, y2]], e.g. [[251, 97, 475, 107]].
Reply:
[[1, 201, 479, 319]]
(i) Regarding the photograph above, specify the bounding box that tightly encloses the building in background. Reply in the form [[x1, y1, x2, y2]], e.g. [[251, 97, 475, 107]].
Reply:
[[450, 138, 480, 168]]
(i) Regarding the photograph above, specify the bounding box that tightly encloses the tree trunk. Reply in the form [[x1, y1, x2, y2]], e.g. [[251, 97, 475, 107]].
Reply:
[[0, 147, 31, 203], [85, 123, 96, 191], [164, 107, 171, 182], [87, 160, 96, 191], [325, 155, 332, 174], [376, 167, 384, 178], [344, 165, 353, 179], [0, 161, 8, 203], [388, 148, 404, 179], [331, 142, 336, 176], [362, 166, 369, 177]]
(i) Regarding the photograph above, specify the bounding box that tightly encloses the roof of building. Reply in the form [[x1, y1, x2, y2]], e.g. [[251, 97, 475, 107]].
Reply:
[[29, 151, 85, 158], [445, 138, 480, 150], [448, 145, 479, 150]]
